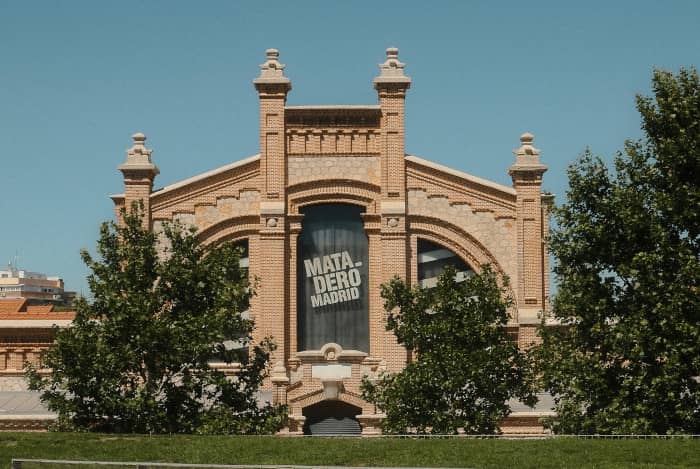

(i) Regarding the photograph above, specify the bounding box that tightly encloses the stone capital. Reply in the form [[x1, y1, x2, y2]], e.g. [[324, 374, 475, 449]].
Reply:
[[508, 132, 547, 181], [374, 47, 411, 89], [253, 48, 292, 93], [118, 132, 159, 179]]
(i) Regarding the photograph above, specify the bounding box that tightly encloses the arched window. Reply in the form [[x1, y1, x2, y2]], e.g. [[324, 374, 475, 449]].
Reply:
[[417, 238, 473, 288], [297, 204, 369, 352], [234, 239, 249, 278], [210, 238, 250, 362]]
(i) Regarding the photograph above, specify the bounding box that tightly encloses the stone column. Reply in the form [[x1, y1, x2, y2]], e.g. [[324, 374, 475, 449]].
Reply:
[[253, 49, 292, 392], [508, 133, 548, 347], [374, 48, 412, 372], [117, 133, 159, 228]]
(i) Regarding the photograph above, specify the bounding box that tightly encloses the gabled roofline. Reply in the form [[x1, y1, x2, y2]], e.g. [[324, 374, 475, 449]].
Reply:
[[405, 155, 517, 196], [151, 154, 260, 197]]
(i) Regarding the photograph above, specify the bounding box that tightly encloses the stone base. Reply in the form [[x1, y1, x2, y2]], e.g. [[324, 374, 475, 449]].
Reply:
[[0, 375, 30, 392], [283, 414, 306, 435], [500, 413, 549, 436], [357, 413, 385, 436], [0, 416, 53, 432]]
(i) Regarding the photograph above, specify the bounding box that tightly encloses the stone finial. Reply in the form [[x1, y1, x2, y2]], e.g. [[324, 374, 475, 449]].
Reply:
[[509, 131, 547, 176], [513, 132, 541, 157], [254, 48, 291, 86], [374, 47, 411, 86], [126, 132, 153, 163], [118, 132, 159, 175]]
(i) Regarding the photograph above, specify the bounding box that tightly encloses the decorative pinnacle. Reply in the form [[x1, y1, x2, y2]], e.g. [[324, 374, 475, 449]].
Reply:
[[127, 132, 153, 159], [513, 132, 541, 157], [509, 131, 547, 177], [254, 48, 291, 86], [374, 47, 411, 86], [118, 132, 158, 175]]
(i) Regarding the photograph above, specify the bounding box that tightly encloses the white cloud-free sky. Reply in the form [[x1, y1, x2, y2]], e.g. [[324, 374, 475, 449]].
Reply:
[[1, 0, 698, 294]]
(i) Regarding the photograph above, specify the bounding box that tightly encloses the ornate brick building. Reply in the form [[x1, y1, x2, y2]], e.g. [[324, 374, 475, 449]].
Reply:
[[112, 48, 550, 435]]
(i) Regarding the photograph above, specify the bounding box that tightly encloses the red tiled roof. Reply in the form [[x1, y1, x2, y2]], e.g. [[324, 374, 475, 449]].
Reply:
[[0, 298, 75, 319], [0, 298, 27, 314]]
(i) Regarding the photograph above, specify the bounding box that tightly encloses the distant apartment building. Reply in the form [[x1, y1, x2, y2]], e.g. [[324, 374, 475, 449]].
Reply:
[[0, 266, 75, 306], [0, 297, 75, 431]]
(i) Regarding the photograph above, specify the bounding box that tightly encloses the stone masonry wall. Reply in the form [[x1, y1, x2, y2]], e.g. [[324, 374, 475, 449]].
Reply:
[[407, 189, 517, 288], [288, 156, 379, 186]]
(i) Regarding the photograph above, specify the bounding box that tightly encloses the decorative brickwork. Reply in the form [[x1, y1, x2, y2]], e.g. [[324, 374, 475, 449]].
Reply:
[[111, 48, 550, 434]]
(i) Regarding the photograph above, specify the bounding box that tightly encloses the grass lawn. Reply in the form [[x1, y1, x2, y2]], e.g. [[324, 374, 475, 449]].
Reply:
[[1, 433, 699, 469]]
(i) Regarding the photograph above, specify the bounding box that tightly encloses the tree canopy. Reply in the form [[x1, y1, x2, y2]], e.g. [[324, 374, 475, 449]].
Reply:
[[27, 205, 285, 434], [536, 67, 700, 434], [362, 266, 536, 434]]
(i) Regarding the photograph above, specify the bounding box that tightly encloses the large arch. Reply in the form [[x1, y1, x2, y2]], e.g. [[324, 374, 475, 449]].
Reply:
[[289, 387, 368, 413], [195, 215, 260, 247], [409, 215, 504, 274], [287, 179, 380, 215], [408, 215, 518, 312]]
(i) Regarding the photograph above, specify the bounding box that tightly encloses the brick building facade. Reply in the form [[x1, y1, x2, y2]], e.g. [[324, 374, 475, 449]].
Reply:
[[111, 48, 550, 435]]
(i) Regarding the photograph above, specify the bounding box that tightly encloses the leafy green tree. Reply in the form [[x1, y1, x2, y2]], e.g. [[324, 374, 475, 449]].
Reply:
[[536, 67, 700, 434], [362, 266, 536, 434], [27, 205, 285, 434]]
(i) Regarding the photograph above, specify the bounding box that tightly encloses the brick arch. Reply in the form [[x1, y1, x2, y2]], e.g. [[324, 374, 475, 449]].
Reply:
[[287, 179, 380, 215], [290, 388, 368, 413], [195, 215, 260, 247], [409, 215, 517, 310]]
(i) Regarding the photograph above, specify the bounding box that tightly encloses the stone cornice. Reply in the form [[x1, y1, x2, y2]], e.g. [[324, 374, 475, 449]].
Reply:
[[285, 107, 381, 128]]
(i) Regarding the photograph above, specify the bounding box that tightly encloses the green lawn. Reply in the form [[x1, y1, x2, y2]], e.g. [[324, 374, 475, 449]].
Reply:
[[1, 433, 699, 469]]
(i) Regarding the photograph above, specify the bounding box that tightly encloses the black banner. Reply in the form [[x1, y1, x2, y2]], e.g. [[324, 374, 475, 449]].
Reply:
[[297, 204, 369, 352]]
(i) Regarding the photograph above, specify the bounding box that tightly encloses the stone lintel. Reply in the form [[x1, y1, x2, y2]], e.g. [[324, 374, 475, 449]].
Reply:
[[380, 199, 406, 215], [260, 201, 286, 215], [517, 307, 543, 324]]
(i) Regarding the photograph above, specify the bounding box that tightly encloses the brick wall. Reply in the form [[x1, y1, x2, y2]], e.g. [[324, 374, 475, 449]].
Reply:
[[112, 49, 550, 433]]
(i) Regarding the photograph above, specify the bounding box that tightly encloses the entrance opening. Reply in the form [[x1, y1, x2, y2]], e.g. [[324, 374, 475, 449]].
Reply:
[[297, 203, 369, 352], [302, 400, 362, 435]]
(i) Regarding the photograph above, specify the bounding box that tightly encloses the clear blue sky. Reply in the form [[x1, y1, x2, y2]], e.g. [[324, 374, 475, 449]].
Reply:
[[1, 1, 698, 295]]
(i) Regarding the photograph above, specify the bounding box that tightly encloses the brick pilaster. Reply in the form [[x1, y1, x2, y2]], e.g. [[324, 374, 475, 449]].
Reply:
[[374, 48, 412, 372], [253, 49, 292, 391], [117, 132, 159, 228], [375, 47, 410, 200], [508, 133, 548, 325]]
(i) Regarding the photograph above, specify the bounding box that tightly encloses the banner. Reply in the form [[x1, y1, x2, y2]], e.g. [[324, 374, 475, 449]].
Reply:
[[297, 204, 369, 352]]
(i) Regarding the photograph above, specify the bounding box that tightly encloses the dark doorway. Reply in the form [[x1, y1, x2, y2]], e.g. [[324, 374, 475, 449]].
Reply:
[[303, 400, 362, 435]]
